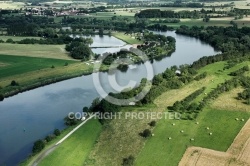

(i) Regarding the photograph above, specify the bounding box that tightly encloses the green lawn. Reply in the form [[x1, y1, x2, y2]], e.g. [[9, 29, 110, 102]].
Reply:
[[112, 32, 143, 44], [0, 54, 76, 79], [38, 119, 102, 166], [135, 108, 250, 166]]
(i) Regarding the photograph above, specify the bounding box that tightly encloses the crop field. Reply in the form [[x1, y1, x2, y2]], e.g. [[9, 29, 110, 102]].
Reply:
[[0, 54, 76, 80], [0, 43, 72, 60], [0, 2, 25, 9]]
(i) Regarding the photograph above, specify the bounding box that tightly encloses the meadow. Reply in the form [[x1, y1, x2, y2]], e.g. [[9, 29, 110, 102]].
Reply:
[[0, 43, 71, 60], [0, 54, 76, 80], [136, 108, 249, 166], [112, 32, 143, 44], [38, 119, 102, 166]]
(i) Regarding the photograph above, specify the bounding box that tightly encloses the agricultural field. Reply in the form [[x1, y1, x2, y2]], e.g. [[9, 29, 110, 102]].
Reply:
[[0, 2, 25, 9], [179, 119, 250, 166], [0, 54, 76, 80], [0, 44, 72, 60]]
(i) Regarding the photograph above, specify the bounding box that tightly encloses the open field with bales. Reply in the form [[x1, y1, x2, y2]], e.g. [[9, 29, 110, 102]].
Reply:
[[179, 119, 250, 166]]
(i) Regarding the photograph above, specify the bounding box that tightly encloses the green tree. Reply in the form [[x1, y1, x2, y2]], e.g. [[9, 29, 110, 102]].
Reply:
[[32, 140, 45, 153], [141, 129, 152, 138], [70, 44, 92, 60], [54, 129, 61, 136]]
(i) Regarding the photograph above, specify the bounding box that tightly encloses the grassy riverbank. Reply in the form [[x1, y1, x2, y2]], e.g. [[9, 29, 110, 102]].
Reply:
[[34, 60, 250, 165]]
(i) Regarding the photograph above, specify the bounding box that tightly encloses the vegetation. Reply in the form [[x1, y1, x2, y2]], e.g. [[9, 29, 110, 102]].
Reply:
[[38, 119, 102, 166], [32, 140, 45, 154]]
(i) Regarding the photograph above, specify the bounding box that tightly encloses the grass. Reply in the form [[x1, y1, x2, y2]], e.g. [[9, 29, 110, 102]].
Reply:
[[20, 124, 81, 166], [0, 54, 76, 80], [80, 60, 250, 166], [0, 43, 71, 60], [0, 2, 25, 9], [211, 87, 250, 112], [112, 32, 143, 44], [135, 108, 250, 166], [38, 119, 102, 166]]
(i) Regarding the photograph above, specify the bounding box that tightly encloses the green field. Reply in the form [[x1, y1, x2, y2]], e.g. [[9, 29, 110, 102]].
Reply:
[[0, 54, 76, 79], [38, 119, 102, 166], [0, 43, 71, 60], [112, 32, 143, 44], [82, 60, 249, 166], [135, 108, 249, 166]]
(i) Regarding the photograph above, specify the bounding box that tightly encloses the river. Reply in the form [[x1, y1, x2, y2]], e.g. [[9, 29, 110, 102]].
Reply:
[[0, 31, 220, 165]]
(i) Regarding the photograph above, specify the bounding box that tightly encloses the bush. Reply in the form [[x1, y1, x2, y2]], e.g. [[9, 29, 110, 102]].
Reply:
[[6, 38, 15, 43], [45, 135, 55, 142], [122, 155, 135, 166], [149, 120, 156, 127], [54, 129, 61, 136], [10, 80, 19, 86], [32, 140, 45, 153], [141, 129, 152, 138]]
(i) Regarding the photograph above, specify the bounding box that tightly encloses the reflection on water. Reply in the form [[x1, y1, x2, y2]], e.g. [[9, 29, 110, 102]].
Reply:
[[0, 31, 220, 165]]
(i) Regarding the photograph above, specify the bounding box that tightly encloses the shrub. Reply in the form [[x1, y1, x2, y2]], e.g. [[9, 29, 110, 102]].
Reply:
[[122, 155, 135, 166], [32, 140, 45, 153], [45, 135, 55, 142], [54, 129, 61, 136], [141, 129, 152, 138], [149, 120, 156, 127], [6, 38, 15, 43], [10, 80, 19, 86]]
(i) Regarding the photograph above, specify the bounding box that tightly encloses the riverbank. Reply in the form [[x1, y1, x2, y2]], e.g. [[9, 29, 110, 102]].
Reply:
[[0, 32, 175, 101], [34, 60, 250, 166]]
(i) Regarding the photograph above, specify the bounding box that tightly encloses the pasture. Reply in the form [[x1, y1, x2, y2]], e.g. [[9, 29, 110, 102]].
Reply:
[[0, 43, 72, 60], [0, 54, 76, 80]]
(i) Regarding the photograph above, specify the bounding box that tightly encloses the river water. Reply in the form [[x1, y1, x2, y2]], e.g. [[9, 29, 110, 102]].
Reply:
[[0, 31, 220, 165]]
